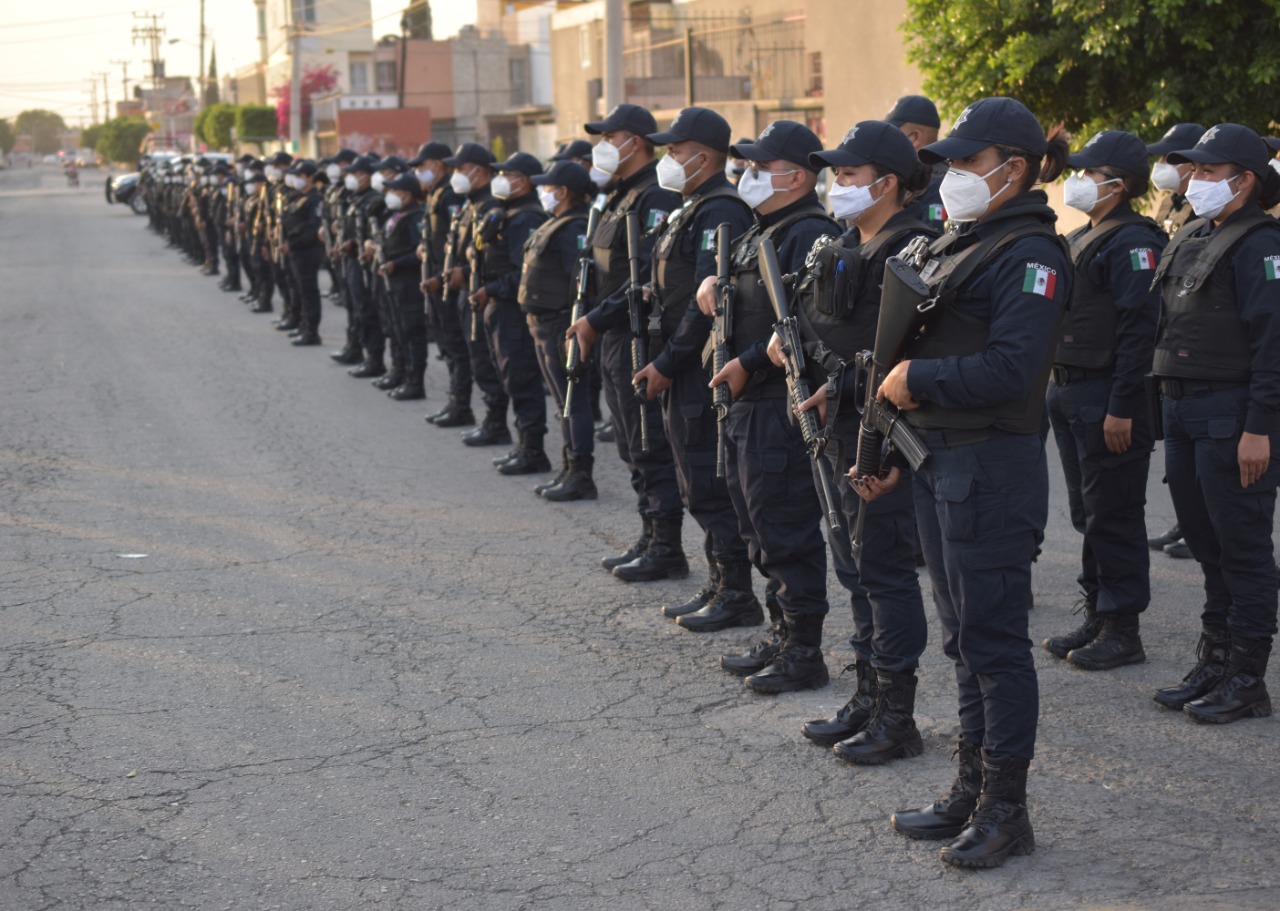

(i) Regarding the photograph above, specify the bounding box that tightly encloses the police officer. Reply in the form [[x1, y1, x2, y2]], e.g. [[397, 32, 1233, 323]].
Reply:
[[1042, 130, 1167, 671], [787, 121, 935, 762], [236, 156, 262, 305], [322, 149, 361, 364], [438, 143, 511, 441], [631, 107, 757, 628], [211, 163, 243, 294], [1150, 124, 1280, 724], [263, 152, 298, 332], [1268, 137, 1280, 217], [565, 104, 687, 581], [244, 165, 273, 313], [341, 156, 386, 378], [376, 172, 429, 399], [367, 156, 411, 390], [281, 160, 325, 346], [522, 161, 598, 500], [694, 120, 841, 692], [471, 152, 551, 471], [885, 95, 948, 234], [860, 97, 1071, 868], [550, 139, 593, 171]]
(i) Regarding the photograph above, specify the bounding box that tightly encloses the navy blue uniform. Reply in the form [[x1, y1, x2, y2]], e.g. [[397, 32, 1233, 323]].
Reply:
[[903, 167, 948, 234], [283, 187, 325, 336], [903, 191, 1070, 761], [456, 187, 508, 412], [382, 204, 427, 382], [1047, 203, 1165, 620], [422, 181, 466, 395], [344, 188, 380, 359]]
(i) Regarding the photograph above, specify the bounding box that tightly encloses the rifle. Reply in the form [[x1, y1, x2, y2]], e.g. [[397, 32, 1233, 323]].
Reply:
[[563, 206, 600, 420], [468, 217, 485, 343], [269, 186, 284, 263], [712, 222, 734, 478], [624, 210, 650, 453], [757, 237, 842, 536], [849, 236, 934, 558]]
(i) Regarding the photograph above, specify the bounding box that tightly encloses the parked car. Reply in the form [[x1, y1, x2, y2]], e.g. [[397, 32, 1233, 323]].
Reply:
[[106, 172, 146, 214]]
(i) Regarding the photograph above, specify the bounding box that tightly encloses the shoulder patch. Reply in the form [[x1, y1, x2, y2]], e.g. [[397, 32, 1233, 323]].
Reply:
[[700, 228, 716, 251], [1129, 248, 1157, 271], [1265, 255, 1280, 281], [576, 233, 587, 250], [1022, 263, 1058, 299], [646, 209, 669, 230]]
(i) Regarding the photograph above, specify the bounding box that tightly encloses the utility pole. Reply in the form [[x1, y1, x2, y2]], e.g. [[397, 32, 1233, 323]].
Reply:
[[132, 12, 166, 89], [97, 72, 111, 121], [110, 59, 131, 102], [198, 0, 206, 110], [604, 0, 623, 113], [287, 7, 302, 154], [86, 79, 99, 125]]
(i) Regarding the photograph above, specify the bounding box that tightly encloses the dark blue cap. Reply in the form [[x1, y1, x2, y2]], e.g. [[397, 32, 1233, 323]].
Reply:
[[884, 94, 941, 129], [386, 172, 423, 197], [287, 160, 318, 177], [648, 106, 731, 153], [266, 151, 294, 167], [408, 141, 452, 165], [1146, 123, 1206, 157], [731, 121, 825, 173], [532, 160, 593, 196], [1168, 123, 1270, 179], [919, 97, 1047, 164], [236, 153, 256, 164], [1067, 130, 1150, 178], [377, 155, 408, 173], [1266, 137, 1280, 153], [245, 171, 266, 184], [443, 142, 495, 168], [495, 151, 544, 178], [584, 103, 657, 137], [348, 155, 378, 174], [550, 139, 593, 162], [211, 163, 232, 176], [332, 148, 358, 164], [811, 120, 920, 177]]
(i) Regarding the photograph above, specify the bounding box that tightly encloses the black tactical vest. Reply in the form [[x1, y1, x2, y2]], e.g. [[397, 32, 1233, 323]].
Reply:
[[478, 197, 544, 284], [1155, 193, 1196, 238], [519, 208, 588, 313], [1055, 211, 1158, 369], [1151, 211, 1273, 381], [426, 183, 455, 270], [905, 216, 1069, 434], [652, 186, 746, 339], [591, 175, 658, 307]]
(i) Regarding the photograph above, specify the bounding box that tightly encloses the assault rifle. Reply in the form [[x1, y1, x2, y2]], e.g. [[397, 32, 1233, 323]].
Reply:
[[712, 222, 734, 479], [624, 210, 650, 453], [563, 207, 600, 420]]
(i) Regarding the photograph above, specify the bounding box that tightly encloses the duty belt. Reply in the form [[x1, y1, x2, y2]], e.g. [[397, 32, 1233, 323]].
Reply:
[[918, 427, 1014, 449], [1157, 379, 1248, 400], [1050, 365, 1113, 386]]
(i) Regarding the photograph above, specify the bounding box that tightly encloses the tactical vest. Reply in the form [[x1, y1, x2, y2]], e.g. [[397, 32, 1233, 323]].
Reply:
[[591, 175, 658, 307], [478, 198, 544, 284], [518, 208, 588, 313], [282, 190, 319, 246], [731, 202, 837, 395], [1151, 210, 1274, 381], [458, 194, 500, 274], [905, 216, 1069, 434], [1055, 211, 1158, 369], [653, 186, 746, 339], [797, 219, 935, 371], [426, 183, 456, 270], [1156, 193, 1196, 238]]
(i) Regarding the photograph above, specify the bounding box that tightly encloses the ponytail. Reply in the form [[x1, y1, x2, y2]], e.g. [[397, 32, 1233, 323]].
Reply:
[[997, 124, 1071, 193], [1258, 166, 1280, 210]]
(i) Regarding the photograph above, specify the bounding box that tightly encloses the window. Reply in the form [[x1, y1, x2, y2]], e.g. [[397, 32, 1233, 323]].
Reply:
[[350, 62, 368, 95], [509, 58, 527, 106], [291, 0, 316, 25], [375, 61, 397, 93], [580, 26, 591, 68]]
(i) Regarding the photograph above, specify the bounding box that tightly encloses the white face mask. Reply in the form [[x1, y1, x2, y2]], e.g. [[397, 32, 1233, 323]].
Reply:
[[736, 166, 796, 210], [827, 175, 886, 221], [451, 170, 472, 195], [939, 161, 1012, 222], [385, 192, 404, 211], [1185, 174, 1241, 220], [591, 136, 634, 175], [372, 172, 386, 192], [325, 164, 341, 182], [1151, 161, 1185, 192], [265, 165, 281, 181], [656, 152, 704, 194], [589, 166, 613, 189], [538, 187, 560, 213], [1063, 172, 1122, 214], [491, 175, 513, 200], [416, 168, 436, 187], [344, 174, 359, 192]]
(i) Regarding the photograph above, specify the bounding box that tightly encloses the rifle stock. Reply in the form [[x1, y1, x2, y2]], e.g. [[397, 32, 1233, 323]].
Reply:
[[563, 207, 600, 420], [712, 222, 734, 478], [624, 210, 650, 454]]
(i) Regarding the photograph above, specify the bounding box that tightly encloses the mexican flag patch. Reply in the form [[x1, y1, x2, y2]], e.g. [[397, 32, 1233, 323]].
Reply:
[[1022, 263, 1058, 298], [926, 203, 946, 222], [1266, 256, 1280, 280], [700, 229, 716, 251], [646, 209, 669, 230], [1130, 248, 1156, 271], [576, 233, 587, 250]]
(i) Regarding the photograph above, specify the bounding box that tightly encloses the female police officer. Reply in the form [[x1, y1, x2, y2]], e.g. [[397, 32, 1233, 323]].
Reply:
[[856, 97, 1070, 868], [1149, 124, 1280, 724], [773, 120, 936, 764]]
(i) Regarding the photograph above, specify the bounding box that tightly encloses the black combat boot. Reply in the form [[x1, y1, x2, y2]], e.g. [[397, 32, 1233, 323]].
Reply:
[[1067, 612, 1145, 670], [330, 334, 362, 364], [939, 752, 1034, 868], [1148, 523, 1181, 550], [492, 445, 520, 467], [274, 316, 299, 331], [892, 738, 982, 840], [613, 517, 690, 582], [462, 406, 512, 446], [534, 447, 571, 495], [744, 611, 829, 694], [373, 355, 404, 390], [498, 432, 552, 475], [388, 376, 426, 400], [662, 564, 719, 619], [540, 454, 597, 501], [291, 325, 321, 346], [348, 352, 386, 378], [676, 561, 762, 630], [1154, 627, 1231, 710], [249, 295, 274, 314], [1043, 596, 1101, 659], [600, 519, 652, 570], [429, 390, 476, 428], [720, 594, 784, 676], [1184, 636, 1272, 723], [833, 669, 925, 765], [802, 659, 876, 746]]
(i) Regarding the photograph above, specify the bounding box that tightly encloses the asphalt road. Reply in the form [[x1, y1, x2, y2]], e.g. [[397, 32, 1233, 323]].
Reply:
[[1, 164, 1277, 911]]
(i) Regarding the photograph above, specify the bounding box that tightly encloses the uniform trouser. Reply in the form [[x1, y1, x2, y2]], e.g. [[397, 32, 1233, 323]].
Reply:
[[912, 432, 1046, 760], [333, 256, 356, 340], [375, 279, 403, 366], [434, 287, 472, 397], [344, 259, 378, 352], [458, 288, 506, 409], [390, 279, 427, 381], [485, 298, 545, 435], [272, 255, 294, 317], [1046, 376, 1152, 616], [203, 223, 219, 267], [530, 311, 594, 456], [825, 415, 927, 673], [240, 237, 257, 291], [600, 329, 682, 520], [1163, 385, 1280, 640], [288, 245, 324, 333], [255, 246, 275, 304], [722, 394, 827, 616], [662, 357, 747, 567], [222, 232, 241, 285]]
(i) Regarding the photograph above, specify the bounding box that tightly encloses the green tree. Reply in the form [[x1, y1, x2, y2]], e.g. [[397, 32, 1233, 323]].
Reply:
[[235, 104, 277, 151], [197, 103, 238, 149], [0, 119, 14, 155], [97, 117, 152, 164], [80, 123, 105, 152], [15, 109, 68, 154], [902, 0, 1280, 140]]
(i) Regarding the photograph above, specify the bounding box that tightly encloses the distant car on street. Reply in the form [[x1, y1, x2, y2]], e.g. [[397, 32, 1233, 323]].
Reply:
[[106, 172, 147, 214]]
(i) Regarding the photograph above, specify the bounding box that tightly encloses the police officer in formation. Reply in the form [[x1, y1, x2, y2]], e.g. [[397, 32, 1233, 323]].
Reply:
[[135, 99, 1280, 874]]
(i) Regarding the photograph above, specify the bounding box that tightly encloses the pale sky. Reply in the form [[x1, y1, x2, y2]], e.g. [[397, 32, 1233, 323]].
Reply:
[[0, 1, 478, 125]]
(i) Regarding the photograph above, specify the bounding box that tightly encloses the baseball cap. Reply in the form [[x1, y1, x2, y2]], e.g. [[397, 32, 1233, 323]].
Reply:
[[919, 97, 1047, 164], [584, 103, 658, 137], [731, 121, 825, 173], [811, 120, 920, 177], [884, 95, 941, 129], [648, 106, 731, 153]]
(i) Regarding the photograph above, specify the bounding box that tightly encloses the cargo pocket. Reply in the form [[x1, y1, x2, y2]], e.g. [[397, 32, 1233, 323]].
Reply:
[[936, 474, 975, 542], [682, 402, 708, 449], [1208, 417, 1241, 473]]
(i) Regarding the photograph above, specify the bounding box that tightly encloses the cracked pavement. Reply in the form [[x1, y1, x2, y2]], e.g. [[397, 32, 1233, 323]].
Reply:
[[1, 165, 1277, 910]]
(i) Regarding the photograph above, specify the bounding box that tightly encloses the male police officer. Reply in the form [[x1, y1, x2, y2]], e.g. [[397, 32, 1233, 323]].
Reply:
[[886, 95, 947, 234]]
